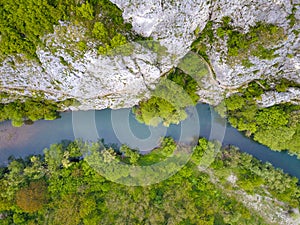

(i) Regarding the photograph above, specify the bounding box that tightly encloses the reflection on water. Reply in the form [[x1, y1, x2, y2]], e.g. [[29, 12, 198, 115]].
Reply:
[[0, 121, 43, 154]]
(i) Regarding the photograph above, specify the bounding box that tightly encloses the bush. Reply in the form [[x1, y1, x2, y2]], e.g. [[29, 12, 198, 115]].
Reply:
[[92, 22, 108, 42]]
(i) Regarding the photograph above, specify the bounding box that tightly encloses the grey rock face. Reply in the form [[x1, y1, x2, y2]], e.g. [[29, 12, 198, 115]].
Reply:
[[258, 88, 300, 107], [206, 0, 299, 93], [110, 0, 211, 58], [0, 23, 173, 110]]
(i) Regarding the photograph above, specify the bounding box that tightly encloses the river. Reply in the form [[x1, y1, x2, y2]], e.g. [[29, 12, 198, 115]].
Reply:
[[0, 103, 300, 179]]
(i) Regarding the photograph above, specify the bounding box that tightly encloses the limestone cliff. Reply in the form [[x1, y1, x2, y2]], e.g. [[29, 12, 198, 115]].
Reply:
[[0, 0, 299, 109]]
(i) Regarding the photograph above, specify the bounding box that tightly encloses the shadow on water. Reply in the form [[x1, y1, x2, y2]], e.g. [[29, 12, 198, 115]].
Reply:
[[0, 103, 300, 179]]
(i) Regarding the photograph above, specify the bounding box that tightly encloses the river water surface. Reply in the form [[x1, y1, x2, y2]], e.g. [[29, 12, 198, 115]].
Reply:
[[0, 104, 300, 179]]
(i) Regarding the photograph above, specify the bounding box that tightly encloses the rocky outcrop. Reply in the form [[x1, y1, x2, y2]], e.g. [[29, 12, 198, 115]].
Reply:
[[205, 0, 300, 90], [258, 87, 300, 107]]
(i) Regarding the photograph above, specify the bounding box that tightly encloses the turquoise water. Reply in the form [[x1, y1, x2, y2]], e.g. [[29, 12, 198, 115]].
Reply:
[[0, 103, 300, 179]]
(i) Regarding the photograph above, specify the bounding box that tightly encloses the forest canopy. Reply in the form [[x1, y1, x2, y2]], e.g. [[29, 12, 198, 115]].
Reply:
[[0, 138, 299, 224]]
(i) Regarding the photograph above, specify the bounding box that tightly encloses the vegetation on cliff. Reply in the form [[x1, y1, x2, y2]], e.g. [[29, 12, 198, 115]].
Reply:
[[0, 0, 132, 61], [192, 17, 286, 66]]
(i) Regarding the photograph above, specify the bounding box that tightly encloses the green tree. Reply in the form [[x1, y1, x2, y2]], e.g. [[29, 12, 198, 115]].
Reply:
[[256, 107, 289, 128], [225, 94, 246, 111], [44, 144, 64, 172], [120, 145, 140, 165]]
